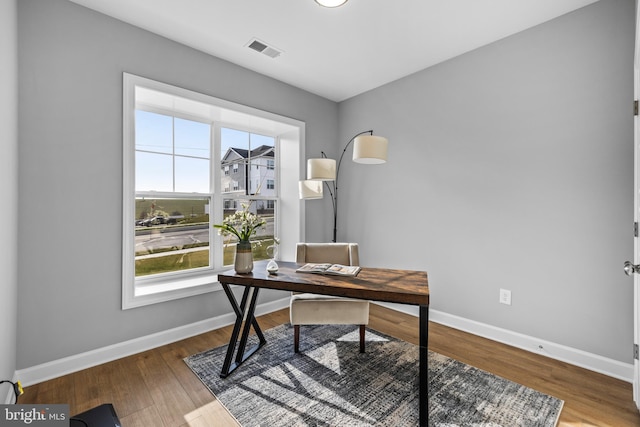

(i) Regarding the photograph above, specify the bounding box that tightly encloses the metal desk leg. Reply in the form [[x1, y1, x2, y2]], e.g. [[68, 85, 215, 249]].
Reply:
[[419, 305, 429, 427], [220, 284, 267, 378], [221, 283, 267, 345], [235, 287, 263, 363]]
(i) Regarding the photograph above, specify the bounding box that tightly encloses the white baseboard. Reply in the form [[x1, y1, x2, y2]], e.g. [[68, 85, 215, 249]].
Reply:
[[374, 302, 634, 383], [16, 297, 290, 387], [15, 298, 633, 388]]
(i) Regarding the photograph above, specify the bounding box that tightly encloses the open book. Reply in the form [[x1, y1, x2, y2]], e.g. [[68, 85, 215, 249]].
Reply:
[[296, 263, 361, 277]]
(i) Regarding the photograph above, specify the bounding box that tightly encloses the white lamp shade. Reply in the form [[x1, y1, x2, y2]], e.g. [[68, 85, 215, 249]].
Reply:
[[307, 158, 336, 180], [299, 180, 324, 199], [353, 135, 388, 164]]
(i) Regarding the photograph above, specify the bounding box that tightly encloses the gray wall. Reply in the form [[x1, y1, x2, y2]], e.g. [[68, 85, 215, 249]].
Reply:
[[16, 0, 336, 369], [15, 0, 635, 372], [338, 0, 635, 363], [0, 0, 18, 396]]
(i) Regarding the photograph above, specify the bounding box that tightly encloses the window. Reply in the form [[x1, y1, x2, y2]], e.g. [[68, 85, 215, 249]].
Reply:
[[123, 73, 304, 309], [134, 110, 211, 278], [220, 128, 277, 264]]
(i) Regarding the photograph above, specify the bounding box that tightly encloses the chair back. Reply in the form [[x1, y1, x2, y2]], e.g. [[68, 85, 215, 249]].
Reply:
[[295, 243, 359, 266]]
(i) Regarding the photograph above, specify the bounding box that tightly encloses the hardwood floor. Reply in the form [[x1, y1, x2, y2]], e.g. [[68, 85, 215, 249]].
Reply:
[[21, 305, 640, 426]]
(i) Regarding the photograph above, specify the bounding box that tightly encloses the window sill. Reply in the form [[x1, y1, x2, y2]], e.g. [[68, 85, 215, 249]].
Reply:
[[123, 271, 225, 310]]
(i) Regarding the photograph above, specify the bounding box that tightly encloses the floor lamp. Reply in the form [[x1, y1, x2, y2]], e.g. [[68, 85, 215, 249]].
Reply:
[[299, 130, 388, 242]]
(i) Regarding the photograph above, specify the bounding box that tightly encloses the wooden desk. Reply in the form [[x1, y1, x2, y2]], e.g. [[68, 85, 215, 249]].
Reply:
[[218, 260, 430, 426]]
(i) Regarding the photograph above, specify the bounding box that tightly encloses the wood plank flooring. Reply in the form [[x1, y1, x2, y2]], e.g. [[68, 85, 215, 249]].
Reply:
[[20, 305, 640, 426]]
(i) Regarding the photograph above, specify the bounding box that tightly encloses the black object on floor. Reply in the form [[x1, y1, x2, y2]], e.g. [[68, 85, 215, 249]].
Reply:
[[71, 403, 121, 427]]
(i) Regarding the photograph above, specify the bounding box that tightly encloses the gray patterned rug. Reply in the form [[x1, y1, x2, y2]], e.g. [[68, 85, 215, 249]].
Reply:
[[185, 324, 563, 426]]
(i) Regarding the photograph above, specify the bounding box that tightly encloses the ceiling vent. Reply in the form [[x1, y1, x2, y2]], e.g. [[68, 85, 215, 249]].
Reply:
[[246, 38, 282, 59]]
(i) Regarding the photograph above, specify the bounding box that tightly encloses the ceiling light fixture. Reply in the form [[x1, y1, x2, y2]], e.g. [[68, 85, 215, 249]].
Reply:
[[314, 0, 348, 8]]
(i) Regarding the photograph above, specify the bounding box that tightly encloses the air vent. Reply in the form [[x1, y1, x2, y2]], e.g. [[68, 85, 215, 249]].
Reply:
[[246, 38, 282, 59]]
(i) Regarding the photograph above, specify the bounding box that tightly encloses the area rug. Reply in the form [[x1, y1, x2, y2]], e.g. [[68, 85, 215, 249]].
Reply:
[[185, 324, 563, 426]]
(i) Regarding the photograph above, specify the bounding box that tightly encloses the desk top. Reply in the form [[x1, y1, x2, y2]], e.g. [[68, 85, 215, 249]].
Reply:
[[218, 260, 429, 306]]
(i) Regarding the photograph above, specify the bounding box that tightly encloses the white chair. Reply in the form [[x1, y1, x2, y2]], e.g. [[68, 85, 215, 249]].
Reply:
[[290, 242, 370, 353]]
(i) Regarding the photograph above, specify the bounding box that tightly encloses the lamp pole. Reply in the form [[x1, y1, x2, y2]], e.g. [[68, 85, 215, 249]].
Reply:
[[320, 130, 373, 242]]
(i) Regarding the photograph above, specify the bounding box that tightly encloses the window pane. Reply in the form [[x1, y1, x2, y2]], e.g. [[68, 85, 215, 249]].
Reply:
[[249, 134, 275, 196], [135, 110, 173, 154], [221, 129, 276, 196], [175, 156, 209, 193], [221, 128, 248, 195], [135, 197, 210, 277], [251, 133, 275, 147], [136, 151, 173, 192], [219, 198, 276, 265], [175, 118, 210, 158], [221, 127, 249, 152]]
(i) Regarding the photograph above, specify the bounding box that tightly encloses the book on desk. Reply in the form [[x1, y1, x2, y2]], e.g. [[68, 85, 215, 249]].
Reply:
[[296, 263, 361, 277]]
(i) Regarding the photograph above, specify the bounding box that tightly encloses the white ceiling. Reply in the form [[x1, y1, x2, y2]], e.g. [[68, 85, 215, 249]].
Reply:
[[69, 0, 599, 102]]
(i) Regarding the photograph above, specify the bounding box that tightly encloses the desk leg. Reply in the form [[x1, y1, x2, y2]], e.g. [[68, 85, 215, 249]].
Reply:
[[419, 305, 429, 427], [220, 284, 267, 378]]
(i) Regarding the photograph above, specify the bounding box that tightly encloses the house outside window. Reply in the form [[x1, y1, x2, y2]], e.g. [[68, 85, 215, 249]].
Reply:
[[219, 128, 277, 263], [122, 73, 303, 309]]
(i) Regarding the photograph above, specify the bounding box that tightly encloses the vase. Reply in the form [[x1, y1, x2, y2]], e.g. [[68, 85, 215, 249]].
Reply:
[[234, 241, 253, 274]]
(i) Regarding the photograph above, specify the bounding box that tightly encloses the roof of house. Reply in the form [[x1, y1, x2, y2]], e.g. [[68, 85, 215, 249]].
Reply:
[[223, 145, 274, 161]]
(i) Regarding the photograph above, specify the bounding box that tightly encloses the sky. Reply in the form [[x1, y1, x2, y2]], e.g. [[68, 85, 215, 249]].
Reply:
[[135, 110, 274, 193]]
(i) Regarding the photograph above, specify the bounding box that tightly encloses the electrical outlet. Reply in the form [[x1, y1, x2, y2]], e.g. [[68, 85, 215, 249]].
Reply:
[[499, 288, 512, 305]]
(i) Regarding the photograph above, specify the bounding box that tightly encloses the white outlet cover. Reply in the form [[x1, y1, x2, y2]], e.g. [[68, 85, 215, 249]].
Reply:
[[499, 288, 512, 305]]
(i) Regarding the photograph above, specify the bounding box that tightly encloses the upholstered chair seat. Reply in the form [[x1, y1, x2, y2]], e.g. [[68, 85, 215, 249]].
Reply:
[[290, 242, 370, 353]]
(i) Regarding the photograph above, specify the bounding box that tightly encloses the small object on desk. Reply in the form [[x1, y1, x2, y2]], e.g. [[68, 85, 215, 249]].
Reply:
[[266, 259, 279, 273], [296, 262, 361, 277]]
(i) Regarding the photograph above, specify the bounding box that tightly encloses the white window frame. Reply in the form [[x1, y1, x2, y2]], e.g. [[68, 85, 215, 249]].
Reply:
[[122, 73, 305, 309]]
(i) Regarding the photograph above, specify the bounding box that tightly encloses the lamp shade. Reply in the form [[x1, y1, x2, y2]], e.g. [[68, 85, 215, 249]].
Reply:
[[299, 180, 323, 199], [307, 158, 336, 180], [353, 135, 388, 164]]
